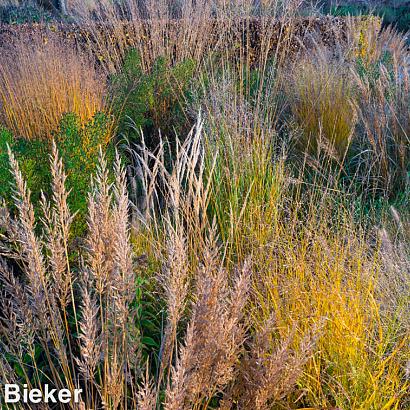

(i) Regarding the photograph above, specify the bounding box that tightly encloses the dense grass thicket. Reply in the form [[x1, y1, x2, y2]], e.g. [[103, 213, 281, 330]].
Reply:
[[0, 1, 409, 409]]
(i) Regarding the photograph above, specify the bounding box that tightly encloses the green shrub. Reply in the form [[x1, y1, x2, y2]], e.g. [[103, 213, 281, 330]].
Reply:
[[378, 6, 410, 32], [54, 112, 114, 220], [0, 126, 50, 207], [0, 3, 53, 23], [356, 50, 394, 89], [110, 48, 196, 147], [330, 5, 365, 17], [329, 5, 410, 34], [0, 112, 114, 235]]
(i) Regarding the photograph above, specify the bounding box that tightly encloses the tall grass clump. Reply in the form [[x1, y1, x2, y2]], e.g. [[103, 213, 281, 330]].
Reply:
[[69, 0, 217, 74], [285, 51, 357, 163], [353, 49, 410, 195], [195, 68, 284, 263], [0, 146, 139, 408], [346, 19, 410, 197], [194, 57, 409, 408], [0, 114, 409, 409], [70, 0, 306, 75], [0, 1, 409, 409], [250, 193, 409, 408], [0, 34, 106, 140], [377, 208, 410, 336]]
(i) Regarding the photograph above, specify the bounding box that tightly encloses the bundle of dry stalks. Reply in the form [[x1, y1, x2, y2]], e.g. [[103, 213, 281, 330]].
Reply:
[[221, 319, 319, 409]]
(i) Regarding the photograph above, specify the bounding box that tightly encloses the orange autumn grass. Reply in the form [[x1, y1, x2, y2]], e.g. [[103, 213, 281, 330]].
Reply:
[[0, 34, 107, 140]]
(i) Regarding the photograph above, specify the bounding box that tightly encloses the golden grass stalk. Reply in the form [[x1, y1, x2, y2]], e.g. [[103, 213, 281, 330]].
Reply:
[[285, 49, 357, 162], [0, 34, 106, 139]]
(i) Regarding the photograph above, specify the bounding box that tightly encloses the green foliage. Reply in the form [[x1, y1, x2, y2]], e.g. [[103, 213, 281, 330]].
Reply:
[[111, 49, 148, 138], [54, 112, 114, 221], [0, 127, 14, 203], [330, 5, 410, 34], [111, 48, 196, 147], [330, 4, 364, 17], [133, 274, 162, 364], [242, 59, 277, 104], [3, 343, 48, 387], [0, 112, 114, 236], [0, 126, 50, 206], [356, 50, 394, 88], [0, 4, 53, 24], [379, 6, 410, 33]]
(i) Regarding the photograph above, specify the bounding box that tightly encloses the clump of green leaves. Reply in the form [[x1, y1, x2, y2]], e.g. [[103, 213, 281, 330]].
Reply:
[[0, 112, 114, 236], [330, 5, 410, 34], [54, 112, 114, 220], [380, 6, 410, 33], [0, 127, 50, 207], [0, 4, 53, 24], [356, 50, 394, 87], [110, 48, 196, 147]]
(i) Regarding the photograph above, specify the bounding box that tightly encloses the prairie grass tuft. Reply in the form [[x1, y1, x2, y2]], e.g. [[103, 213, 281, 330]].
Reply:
[[286, 50, 357, 162], [0, 34, 106, 140]]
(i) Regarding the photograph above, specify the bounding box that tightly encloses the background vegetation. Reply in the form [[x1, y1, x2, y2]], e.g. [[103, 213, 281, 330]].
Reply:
[[0, 0, 408, 409]]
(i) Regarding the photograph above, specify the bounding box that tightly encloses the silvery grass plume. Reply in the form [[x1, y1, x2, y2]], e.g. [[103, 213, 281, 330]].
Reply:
[[165, 226, 251, 410], [158, 224, 190, 384], [220, 318, 321, 409], [83, 149, 141, 408], [0, 144, 73, 392], [0, 143, 144, 409], [129, 115, 212, 235], [378, 207, 410, 331]]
